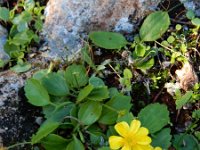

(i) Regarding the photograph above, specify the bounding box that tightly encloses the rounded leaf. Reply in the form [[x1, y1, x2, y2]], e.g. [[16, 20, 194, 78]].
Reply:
[[78, 101, 102, 125], [66, 136, 84, 150], [192, 18, 200, 26], [41, 134, 69, 150], [89, 31, 127, 49], [140, 11, 170, 41], [25, 79, 50, 106], [0, 7, 10, 21], [173, 134, 199, 150], [138, 103, 170, 133], [42, 73, 69, 96], [152, 128, 172, 149], [65, 64, 88, 88]]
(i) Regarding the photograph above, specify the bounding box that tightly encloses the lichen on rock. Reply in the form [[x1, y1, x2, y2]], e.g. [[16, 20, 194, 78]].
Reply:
[[43, 0, 161, 61], [180, 0, 200, 16], [0, 25, 9, 63]]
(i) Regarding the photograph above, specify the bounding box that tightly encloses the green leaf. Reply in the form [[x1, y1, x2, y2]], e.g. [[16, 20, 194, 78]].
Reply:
[[78, 101, 102, 125], [42, 73, 69, 96], [66, 136, 84, 150], [17, 21, 28, 32], [108, 88, 119, 98], [3, 42, 20, 56], [191, 18, 200, 26], [12, 11, 32, 25], [176, 24, 182, 31], [192, 109, 200, 119], [87, 87, 109, 101], [117, 112, 135, 124], [41, 134, 69, 150], [0, 59, 5, 68], [24, 79, 50, 106], [34, 18, 43, 31], [24, 0, 35, 11], [167, 36, 175, 43], [152, 128, 172, 149], [136, 58, 154, 70], [140, 11, 170, 41], [138, 103, 170, 133], [173, 134, 200, 150], [89, 76, 105, 87], [135, 43, 146, 57], [49, 103, 75, 122], [89, 131, 105, 146], [176, 91, 193, 109], [81, 46, 96, 69], [77, 84, 94, 102], [32, 69, 48, 80], [31, 121, 60, 144], [32, 103, 74, 144], [186, 10, 195, 20], [11, 62, 31, 73], [123, 68, 133, 79], [89, 31, 127, 49], [99, 94, 132, 125], [194, 131, 200, 141], [65, 64, 88, 88], [0, 7, 10, 21], [11, 31, 31, 45]]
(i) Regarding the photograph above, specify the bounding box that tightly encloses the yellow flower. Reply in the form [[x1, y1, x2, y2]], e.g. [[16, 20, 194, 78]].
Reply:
[[109, 119, 153, 150], [154, 147, 162, 150]]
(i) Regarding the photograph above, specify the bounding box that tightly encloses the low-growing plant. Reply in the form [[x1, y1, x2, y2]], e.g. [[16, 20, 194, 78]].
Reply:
[[0, 0, 44, 71], [4, 9, 200, 150]]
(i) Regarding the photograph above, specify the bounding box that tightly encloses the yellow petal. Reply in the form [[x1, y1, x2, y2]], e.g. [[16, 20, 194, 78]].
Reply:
[[135, 127, 149, 136], [115, 121, 129, 137], [154, 147, 162, 150], [121, 144, 131, 150], [136, 136, 152, 145], [109, 136, 124, 149], [130, 120, 141, 134], [138, 144, 153, 150], [131, 145, 143, 150]]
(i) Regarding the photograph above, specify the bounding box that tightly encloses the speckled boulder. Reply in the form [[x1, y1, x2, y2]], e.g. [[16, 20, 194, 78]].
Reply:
[[0, 25, 9, 63], [43, 0, 161, 61]]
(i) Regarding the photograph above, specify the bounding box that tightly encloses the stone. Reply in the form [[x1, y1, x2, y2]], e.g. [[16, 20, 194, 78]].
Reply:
[[43, 0, 161, 61], [175, 62, 198, 91], [180, 0, 200, 16], [0, 25, 9, 64], [0, 70, 40, 148], [0, 52, 49, 147]]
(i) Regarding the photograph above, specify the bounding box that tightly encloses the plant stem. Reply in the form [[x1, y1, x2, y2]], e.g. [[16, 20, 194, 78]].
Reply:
[[7, 142, 32, 150], [47, 62, 54, 73], [155, 41, 187, 59], [108, 64, 121, 78]]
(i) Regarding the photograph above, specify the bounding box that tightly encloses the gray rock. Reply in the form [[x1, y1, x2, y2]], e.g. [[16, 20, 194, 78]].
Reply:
[[180, 0, 200, 16], [0, 25, 9, 63], [43, 0, 161, 61], [0, 53, 49, 147]]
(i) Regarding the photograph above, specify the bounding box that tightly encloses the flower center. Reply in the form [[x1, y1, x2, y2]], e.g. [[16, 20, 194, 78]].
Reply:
[[124, 134, 137, 146]]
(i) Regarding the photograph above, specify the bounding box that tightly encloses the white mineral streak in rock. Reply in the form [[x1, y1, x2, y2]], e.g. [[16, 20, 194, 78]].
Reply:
[[43, 0, 161, 61], [0, 25, 9, 62]]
